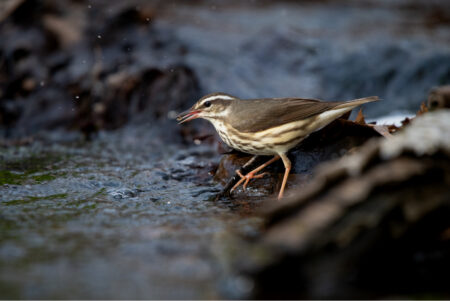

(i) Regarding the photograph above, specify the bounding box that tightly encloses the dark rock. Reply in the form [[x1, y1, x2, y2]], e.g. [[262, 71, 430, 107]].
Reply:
[[108, 188, 140, 199], [428, 85, 450, 110], [221, 110, 450, 299], [133, 65, 201, 119], [0, 0, 204, 140], [319, 45, 450, 116]]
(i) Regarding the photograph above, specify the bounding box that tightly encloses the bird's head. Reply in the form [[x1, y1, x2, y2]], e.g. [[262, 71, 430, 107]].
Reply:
[[177, 93, 237, 124]]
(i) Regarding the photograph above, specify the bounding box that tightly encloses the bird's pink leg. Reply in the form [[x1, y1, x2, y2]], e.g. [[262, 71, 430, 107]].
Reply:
[[277, 153, 291, 200], [231, 155, 280, 193]]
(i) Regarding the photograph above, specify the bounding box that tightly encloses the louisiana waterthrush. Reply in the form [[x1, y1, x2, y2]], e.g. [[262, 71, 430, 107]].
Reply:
[[177, 93, 378, 200]]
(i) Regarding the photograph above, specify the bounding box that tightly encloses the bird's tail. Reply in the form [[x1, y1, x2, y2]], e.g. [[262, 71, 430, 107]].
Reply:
[[335, 96, 379, 109]]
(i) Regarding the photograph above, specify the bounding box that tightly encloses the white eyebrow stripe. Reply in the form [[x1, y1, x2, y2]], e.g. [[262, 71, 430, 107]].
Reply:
[[200, 94, 235, 104]]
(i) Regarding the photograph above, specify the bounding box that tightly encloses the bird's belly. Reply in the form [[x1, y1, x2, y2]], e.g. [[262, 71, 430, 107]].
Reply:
[[217, 127, 306, 156], [211, 119, 312, 155]]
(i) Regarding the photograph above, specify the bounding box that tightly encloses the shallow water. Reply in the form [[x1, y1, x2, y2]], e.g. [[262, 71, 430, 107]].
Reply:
[[0, 125, 264, 299]]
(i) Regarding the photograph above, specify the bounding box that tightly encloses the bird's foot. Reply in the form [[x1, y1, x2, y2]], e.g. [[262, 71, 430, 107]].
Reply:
[[230, 169, 269, 193]]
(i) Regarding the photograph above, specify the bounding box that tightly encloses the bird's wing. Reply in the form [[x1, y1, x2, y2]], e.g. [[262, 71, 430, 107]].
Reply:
[[229, 98, 344, 133]]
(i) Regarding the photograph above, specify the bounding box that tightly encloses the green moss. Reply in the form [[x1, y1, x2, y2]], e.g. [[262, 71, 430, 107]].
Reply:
[[32, 174, 57, 182], [66, 198, 97, 210], [1, 153, 64, 172], [92, 187, 106, 197], [0, 151, 72, 185], [0, 170, 65, 185], [82, 203, 97, 210], [0, 170, 26, 185], [43, 193, 68, 200], [2, 193, 68, 206], [1, 199, 28, 206]]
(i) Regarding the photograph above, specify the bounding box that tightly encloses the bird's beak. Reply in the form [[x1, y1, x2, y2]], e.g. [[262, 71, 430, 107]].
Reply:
[[176, 109, 202, 124]]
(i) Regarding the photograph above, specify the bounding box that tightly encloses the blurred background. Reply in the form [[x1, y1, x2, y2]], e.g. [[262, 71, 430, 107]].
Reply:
[[0, 0, 449, 299], [1, 0, 449, 138]]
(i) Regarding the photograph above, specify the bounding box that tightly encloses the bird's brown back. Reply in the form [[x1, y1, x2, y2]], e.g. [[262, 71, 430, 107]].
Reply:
[[227, 98, 345, 133]]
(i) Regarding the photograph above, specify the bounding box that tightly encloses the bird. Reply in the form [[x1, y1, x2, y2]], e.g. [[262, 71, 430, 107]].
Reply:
[[177, 92, 378, 200]]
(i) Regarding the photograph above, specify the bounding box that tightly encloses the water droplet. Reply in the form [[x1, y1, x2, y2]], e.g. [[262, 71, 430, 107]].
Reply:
[[232, 276, 254, 295], [167, 110, 177, 119], [75, 95, 80, 99], [97, 34, 102, 39], [146, 17, 150, 22]]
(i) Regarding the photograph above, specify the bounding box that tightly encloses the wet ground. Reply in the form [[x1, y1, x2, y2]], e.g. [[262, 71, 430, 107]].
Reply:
[[1, 0, 449, 299], [0, 125, 266, 299]]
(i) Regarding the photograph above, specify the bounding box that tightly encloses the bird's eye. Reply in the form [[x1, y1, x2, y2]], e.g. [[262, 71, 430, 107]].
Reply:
[[204, 101, 211, 108]]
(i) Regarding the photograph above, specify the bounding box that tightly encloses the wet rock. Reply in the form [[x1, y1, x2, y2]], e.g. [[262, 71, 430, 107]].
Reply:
[[0, 100, 21, 136], [214, 154, 278, 198], [131, 65, 201, 120], [214, 154, 255, 187], [13, 87, 76, 137], [319, 45, 450, 116], [170, 148, 220, 185], [0, 0, 26, 22], [428, 85, 450, 110], [0, 0, 204, 140], [221, 110, 450, 299], [108, 188, 141, 199]]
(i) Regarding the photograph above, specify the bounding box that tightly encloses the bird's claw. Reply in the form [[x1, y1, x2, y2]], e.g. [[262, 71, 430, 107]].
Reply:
[[230, 169, 269, 193]]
